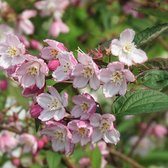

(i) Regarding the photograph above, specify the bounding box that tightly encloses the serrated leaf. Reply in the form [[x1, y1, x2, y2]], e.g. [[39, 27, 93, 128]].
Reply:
[[112, 90, 168, 116], [46, 151, 62, 168], [91, 147, 102, 168], [134, 23, 168, 46], [143, 70, 168, 90]]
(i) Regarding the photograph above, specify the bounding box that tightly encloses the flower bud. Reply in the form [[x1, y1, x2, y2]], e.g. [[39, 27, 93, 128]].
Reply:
[[37, 139, 45, 149], [0, 80, 8, 91], [152, 124, 167, 139], [12, 158, 20, 167], [48, 59, 60, 71], [30, 104, 43, 118], [30, 40, 42, 50]]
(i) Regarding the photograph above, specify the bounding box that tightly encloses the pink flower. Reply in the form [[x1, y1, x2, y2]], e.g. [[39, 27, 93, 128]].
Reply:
[[79, 157, 90, 167], [90, 114, 120, 144], [71, 93, 96, 119], [111, 29, 147, 66], [49, 20, 69, 37], [52, 52, 77, 81], [0, 24, 14, 42], [97, 141, 109, 156], [16, 54, 49, 89], [99, 62, 135, 97], [48, 59, 60, 71], [41, 39, 67, 60], [41, 122, 73, 154], [0, 80, 8, 91], [20, 133, 38, 154], [152, 124, 167, 139], [37, 86, 68, 121], [68, 120, 93, 146], [0, 34, 26, 69], [18, 10, 37, 35], [30, 103, 43, 118], [22, 84, 44, 97], [0, 131, 18, 153], [72, 50, 100, 90]]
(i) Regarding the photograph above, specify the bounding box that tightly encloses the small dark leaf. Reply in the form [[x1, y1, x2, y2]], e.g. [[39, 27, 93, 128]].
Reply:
[[35, 119, 41, 132]]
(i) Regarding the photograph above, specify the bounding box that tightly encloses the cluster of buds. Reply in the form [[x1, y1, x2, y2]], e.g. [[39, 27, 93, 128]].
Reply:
[[0, 28, 147, 154]]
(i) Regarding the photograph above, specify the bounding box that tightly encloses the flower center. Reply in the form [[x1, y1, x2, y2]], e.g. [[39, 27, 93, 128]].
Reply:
[[55, 131, 64, 141], [80, 102, 89, 112], [111, 71, 123, 85], [83, 66, 94, 78], [48, 99, 61, 111], [123, 43, 134, 54], [50, 49, 59, 58], [78, 127, 87, 136], [100, 121, 110, 133], [7, 47, 18, 57], [28, 67, 38, 76], [63, 62, 70, 73]]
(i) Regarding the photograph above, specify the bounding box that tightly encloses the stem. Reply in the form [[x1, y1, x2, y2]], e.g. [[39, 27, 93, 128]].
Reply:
[[110, 148, 144, 168], [62, 156, 77, 168]]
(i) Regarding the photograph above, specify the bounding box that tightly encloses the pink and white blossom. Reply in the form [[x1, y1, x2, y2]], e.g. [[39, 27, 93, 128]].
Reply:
[[0, 24, 14, 42], [90, 113, 120, 144], [41, 39, 67, 60], [41, 122, 73, 154], [72, 51, 100, 90], [71, 93, 96, 119], [68, 120, 93, 146], [16, 54, 49, 89], [52, 52, 77, 81], [18, 10, 37, 35], [0, 131, 18, 153], [0, 34, 26, 69], [99, 62, 135, 97], [111, 29, 147, 66], [19, 133, 37, 154], [49, 20, 69, 37], [37, 86, 68, 121]]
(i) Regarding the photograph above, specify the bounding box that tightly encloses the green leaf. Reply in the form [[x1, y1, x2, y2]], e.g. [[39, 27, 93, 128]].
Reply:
[[134, 23, 168, 46], [91, 146, 102, 168], [46, 151, 62, 168], [138, 7, 168, 22], [143, 70, 168, 90], [112, 90, 168, 116]]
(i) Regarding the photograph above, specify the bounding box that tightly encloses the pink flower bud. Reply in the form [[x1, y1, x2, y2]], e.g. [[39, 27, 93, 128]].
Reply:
[[12, 158, 20, 167], [0, 80, 8, 91], [79, 157, 90, 167], [48, 59, 60, 71], [30, 40, 42, 50], [30, 103, 43, 118], [37, 139, 45, 149]]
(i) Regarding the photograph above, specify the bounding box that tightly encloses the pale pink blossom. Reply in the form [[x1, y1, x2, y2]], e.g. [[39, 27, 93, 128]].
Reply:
[[111, 29, 147, 66], [18, 10, 37, 35], [41, 122, 73, 154], [71, 93, 96, 119], [0, 34, 26, 69], [152, 124, 167, 139], [49, 20, 69, 37], [90, 113, 120, 144], [37, 86, 68, 121], [99, 62, 135, 97], [0, 131, 18, 153], [0, 24, 14, 42], [68, 120, 93, 146], [16, 54, 49, 89], [19, 133, 37, 154], [35, 0, 69, 19], [52, 52, 77, 81], [72, 51, 100, 90], [97, 141, 109, 156], [41, 39, 67, 60], [48, 59, 60, 71]]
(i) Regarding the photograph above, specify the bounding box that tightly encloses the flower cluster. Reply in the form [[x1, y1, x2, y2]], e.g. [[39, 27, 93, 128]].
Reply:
[[0, 28, 148, 154]]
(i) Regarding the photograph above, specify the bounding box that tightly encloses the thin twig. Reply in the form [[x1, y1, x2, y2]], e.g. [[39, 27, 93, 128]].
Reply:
[[109, 148, 144, 168]]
